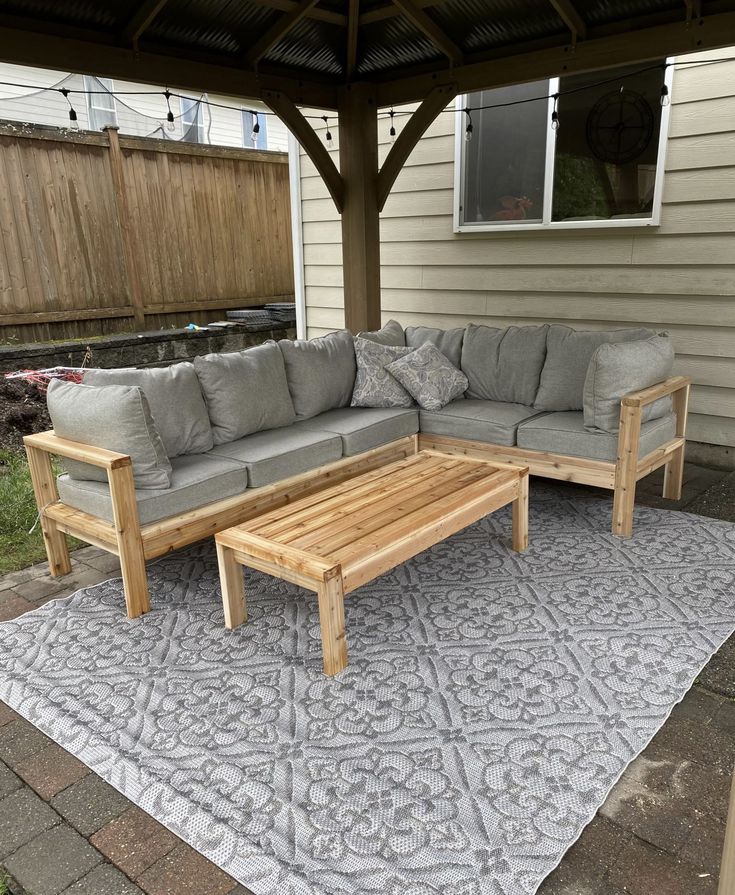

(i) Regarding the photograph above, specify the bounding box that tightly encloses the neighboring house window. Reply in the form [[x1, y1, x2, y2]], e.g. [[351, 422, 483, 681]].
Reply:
[[83, 76, 117, 130], [243, 110, 267, 150], [455, 60, 673, 231], [180, 95, 207, 143]]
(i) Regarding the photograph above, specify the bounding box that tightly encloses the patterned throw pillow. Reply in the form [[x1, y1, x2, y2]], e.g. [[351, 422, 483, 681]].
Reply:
[[386, 341, 469, 411], [351, 337, 415, 408]]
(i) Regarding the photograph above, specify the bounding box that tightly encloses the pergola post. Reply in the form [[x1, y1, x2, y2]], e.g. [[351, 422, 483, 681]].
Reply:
[[338, 84, 381, 334]]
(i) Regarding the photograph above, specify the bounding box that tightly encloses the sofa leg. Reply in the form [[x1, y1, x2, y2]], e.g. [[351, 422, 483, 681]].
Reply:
[[662, 443, 685, 501], [108, 464, 150, 619], [612, 403, 641, 538], [25, 444, 72, 577]]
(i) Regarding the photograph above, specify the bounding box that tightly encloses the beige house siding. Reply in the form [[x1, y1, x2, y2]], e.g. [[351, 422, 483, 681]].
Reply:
[[298, 49, 735, 449]]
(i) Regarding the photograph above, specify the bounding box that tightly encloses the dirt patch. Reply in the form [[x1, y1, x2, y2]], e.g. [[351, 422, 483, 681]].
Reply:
[[0, 378, 51, 453]]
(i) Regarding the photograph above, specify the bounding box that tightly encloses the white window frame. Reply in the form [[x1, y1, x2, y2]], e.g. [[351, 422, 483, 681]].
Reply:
[[83, 76, 117, 131], [453, 62, 674, 233], [180, 94, 208, 144]]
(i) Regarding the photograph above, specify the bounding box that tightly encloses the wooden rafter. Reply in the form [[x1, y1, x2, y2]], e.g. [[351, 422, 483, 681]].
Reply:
[[262, 89, 344, 211], [359, 0, 443, 26], [120, 0, 169, 44], [346, 0, 359, 78], [249, 0, 346, 26], [244, 0, 321, 67], [548, 0, 587, 41], [377, 82, 456, 211], [390, 0, 463, 65]]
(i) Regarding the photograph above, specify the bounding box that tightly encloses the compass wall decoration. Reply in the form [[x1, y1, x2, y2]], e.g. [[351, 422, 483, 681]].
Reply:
[[585, 89, 655, 164]]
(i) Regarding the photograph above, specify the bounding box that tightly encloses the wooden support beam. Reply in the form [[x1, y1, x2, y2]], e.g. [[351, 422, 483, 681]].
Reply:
[[390, 0, 463, 64], [548, 0, 587, 42], [244, 0, 321, 67], [262, 89, 344, 211], [720, 765, 735, 895], [338, 84, 381, 333], [377, 82, 455, 211], [248, 0, 346, 26], [120, 0, 169, 44], [346, 0, 359, 78], [360, 0, 443, 26]]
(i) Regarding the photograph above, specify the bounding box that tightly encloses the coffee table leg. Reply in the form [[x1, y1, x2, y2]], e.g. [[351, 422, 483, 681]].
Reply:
[[317, 572, 348, 676], [216, 541, 247, 628], [512, 473, 529, 552]]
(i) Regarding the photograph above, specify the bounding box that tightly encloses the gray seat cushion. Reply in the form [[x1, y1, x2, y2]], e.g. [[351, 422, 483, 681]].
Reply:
[[534, 325, 654, 412], [298, 407, 419, 456], [279, 330, 357, 420], [84, 363, 213, 457], [47, 379, 171, 490], [357, 319, 405, 346], [56, 453, 248, 525], [418, 399, 541, 446], [210, 427, 342, 488], [461, 324, 549, 406], [405, 325, 464, 367], [517, 411, 677, 461], [194, 343, 295, 445]]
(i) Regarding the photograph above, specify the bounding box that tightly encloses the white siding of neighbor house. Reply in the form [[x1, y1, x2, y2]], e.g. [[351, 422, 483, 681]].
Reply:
[[0, 63, 288, 150], [296, 48, 735, 449]]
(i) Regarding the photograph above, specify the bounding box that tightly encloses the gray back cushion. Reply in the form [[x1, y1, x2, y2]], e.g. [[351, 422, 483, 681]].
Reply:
[[279, 330, 357, 420], [535, 325, 654, 412], [47, 379, 171, 489], [405, 325, 464, 368], [461, 324, 549, 406], [194, 342, 295, 445], [357, 319, 405, 346], [84, 363, 213, 458], [583, 334, 675, 433]]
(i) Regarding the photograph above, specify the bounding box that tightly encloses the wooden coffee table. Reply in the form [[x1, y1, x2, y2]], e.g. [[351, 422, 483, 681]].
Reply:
[[215, 449, 529, 675]]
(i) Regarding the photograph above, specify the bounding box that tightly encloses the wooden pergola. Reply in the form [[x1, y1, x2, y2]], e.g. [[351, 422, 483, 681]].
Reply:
[[1, 1, 734, 331]]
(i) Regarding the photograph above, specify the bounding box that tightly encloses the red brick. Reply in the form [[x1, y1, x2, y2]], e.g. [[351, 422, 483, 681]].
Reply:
[[137, 844, 238, 895], [91, 807, 179, 878], [15, 741, 89, 799]]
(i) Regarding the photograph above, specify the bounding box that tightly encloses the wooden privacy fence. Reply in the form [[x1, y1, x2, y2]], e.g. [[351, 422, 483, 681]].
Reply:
[[0, 121, 294, 344]]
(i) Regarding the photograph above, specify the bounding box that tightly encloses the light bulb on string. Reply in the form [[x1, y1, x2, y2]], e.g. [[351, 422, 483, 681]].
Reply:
[[389, 108, 396, 142], [164, 89, 175, 131], [250, 111, 260, 143], [660, 83, 670, 106], [60, 87, 79, 130], [464, 108, 473, 142], [551, 93, 560, 131], [322, 116, 333, 148]]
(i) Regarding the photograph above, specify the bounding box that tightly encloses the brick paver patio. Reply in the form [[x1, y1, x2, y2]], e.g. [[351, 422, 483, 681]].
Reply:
[[0, 463, 733, 895]]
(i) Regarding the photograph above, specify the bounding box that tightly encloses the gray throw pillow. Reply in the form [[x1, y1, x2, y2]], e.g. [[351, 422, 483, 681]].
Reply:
[[351, 337, 414, 408], [279, 330, 357, 420], [47, 379, 171, 489], [461, 324, 549, 406], [357, 319, 406, 346], [194, 342, 295, 445], [84, 363, 213, 458], [535, 325, 654, 412], [405, 325, 464, 368], [386, 342, 468, 412], [583, 334, 675, 434]]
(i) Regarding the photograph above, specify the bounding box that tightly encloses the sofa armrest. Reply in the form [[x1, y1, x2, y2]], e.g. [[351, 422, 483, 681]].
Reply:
[[23, 431, 132, 470], [621, 375, 690, 409]]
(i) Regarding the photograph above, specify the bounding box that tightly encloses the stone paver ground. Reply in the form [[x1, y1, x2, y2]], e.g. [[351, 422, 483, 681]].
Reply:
[[0, 463, 733, 895]]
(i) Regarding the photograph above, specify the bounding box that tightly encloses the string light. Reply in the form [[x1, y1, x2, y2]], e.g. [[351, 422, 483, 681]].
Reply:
[[322, 115, 333, 148], [464, 108, 473, 142], [250, 111, 260, 143], [660, 83, 670, 106], [59, 87, 78, 130], [389, 108, 396, 142], [551, 93, 560, 131], [164, 89, 175, 131]]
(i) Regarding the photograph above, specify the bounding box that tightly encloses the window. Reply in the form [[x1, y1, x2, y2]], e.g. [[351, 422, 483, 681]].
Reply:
[[455, 61, 672, 231], [180, 95, 208, 143], [242, 110, 268, 150], [83, 76, 117, 131]]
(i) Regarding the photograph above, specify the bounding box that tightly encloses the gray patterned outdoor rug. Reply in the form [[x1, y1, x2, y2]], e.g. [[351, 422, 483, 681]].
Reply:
[[1, 485, 734, 895]]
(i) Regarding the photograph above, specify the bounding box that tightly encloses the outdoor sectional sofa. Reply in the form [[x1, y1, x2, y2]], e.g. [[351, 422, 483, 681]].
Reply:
[[24, 320, 690, 619]]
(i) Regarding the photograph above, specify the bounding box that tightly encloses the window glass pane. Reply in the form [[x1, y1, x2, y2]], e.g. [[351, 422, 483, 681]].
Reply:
[[180, 96, 205, 143], [83, 76, 116, 130], [243, 110, 267, 150], [552, 64, 664, 221], [462, 81, 548, 225]]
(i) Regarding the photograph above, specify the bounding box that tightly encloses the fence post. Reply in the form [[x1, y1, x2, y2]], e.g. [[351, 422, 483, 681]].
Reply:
[[104, 126, 146, 331]]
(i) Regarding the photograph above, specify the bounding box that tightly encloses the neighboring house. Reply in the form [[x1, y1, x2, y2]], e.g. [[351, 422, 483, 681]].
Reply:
[[0, 62, 287, 150], [292, 47, 735, 461]]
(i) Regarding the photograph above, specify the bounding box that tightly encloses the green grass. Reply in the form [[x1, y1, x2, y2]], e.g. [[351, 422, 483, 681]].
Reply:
[[0, 450, 78, 574], [0, 872, 9, 894]]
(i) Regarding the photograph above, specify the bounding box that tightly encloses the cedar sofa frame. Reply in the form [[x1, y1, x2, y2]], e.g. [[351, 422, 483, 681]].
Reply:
[[23, 374, 690, 620]]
